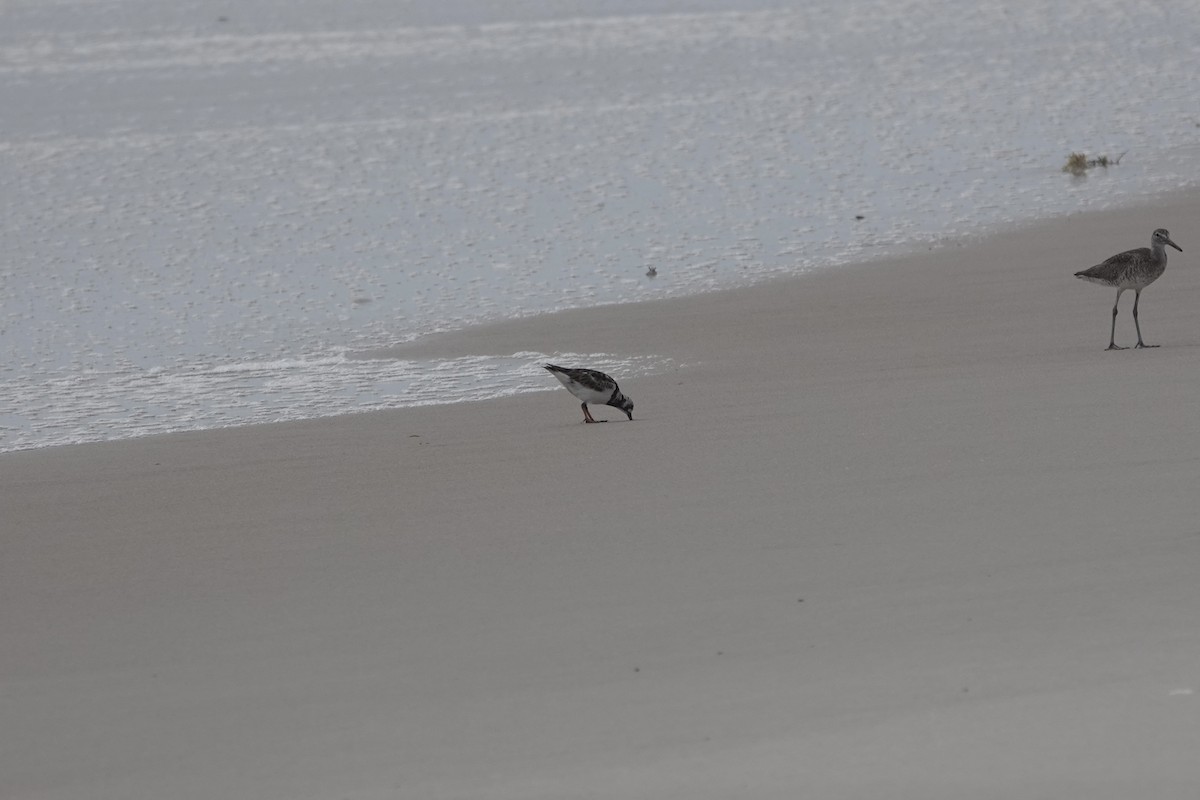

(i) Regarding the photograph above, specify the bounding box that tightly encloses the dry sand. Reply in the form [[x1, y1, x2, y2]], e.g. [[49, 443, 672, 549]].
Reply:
[[5, 193, 1200, 798]]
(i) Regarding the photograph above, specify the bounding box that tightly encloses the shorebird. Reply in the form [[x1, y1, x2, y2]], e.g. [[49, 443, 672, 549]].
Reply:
[[544, 364, 634, 423], [1074, 228, 1182, 350]]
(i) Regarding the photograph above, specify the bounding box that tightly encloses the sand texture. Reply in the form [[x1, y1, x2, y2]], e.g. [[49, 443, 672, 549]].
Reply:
[[4, 195, 1200, 798]]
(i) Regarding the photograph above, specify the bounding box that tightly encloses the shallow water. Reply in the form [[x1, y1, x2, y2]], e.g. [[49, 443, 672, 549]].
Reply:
[[4, 0, 1200, 451]]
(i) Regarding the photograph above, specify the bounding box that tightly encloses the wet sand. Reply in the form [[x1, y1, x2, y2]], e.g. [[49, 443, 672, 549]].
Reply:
[[4, 192, 1200, 798]]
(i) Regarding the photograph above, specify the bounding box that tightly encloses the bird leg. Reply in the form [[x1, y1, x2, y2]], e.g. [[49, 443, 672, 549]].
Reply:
[[1132, 290, 1157, 348], [581, 403, 601, 423], [1106, 289, 1127, 350]]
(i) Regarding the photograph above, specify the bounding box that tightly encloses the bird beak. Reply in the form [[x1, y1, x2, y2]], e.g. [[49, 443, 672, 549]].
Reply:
[[1168, 239, 1182, 252], [624, 410, 633, 421]]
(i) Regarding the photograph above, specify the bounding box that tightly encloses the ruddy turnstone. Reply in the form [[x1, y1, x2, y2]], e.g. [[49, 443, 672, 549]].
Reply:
[[1074, 228, 1182, 350], [544, 364, 634, 423]]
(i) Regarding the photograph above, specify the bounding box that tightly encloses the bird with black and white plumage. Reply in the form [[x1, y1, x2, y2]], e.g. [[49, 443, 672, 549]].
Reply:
[[543, 364, 634, 423], [1074, 228, 1182, 350]]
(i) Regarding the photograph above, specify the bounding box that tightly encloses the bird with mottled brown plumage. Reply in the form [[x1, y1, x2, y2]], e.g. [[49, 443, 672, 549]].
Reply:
[[1074, 228, 1182, 350]]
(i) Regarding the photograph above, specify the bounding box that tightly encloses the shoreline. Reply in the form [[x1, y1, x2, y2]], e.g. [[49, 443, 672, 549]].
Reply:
[[7, 182, 1200, 457], [4, 191, 1200, 798], [383, 182, 1200, 364]]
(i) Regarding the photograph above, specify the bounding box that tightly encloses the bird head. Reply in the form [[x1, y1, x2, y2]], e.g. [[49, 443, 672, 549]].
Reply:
[[1154, 229, 1182, 252]]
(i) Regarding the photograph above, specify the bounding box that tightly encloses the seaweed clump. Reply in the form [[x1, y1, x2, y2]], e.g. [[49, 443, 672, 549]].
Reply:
[[1062, 151, 1126, 177]]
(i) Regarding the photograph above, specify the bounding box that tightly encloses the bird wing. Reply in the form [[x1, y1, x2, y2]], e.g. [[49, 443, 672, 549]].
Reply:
[[572, 368, 617, 394]]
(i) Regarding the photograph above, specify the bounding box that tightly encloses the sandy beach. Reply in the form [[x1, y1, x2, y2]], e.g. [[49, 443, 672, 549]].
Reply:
[[5, 193, 1200, 798]]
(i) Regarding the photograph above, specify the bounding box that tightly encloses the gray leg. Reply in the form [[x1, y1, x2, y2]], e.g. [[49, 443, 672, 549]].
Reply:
[[1132, 290, 1158, 348], [1107, 289, 1127, 350]]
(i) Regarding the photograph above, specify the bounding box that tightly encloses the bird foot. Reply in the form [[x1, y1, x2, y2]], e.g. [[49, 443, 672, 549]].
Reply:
[[1135, 343, 1159, 349], [583, 418, 606, 423], [1105, 344, 1128, 351]]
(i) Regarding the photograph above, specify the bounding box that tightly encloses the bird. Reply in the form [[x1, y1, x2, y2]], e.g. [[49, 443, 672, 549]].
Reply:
[[543, 364, 634, 423], [1074, 228, 1182, 350]]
